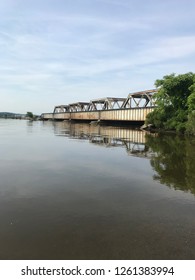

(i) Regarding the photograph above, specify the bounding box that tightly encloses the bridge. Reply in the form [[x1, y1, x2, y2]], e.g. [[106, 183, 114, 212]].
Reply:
[[41, 89, 157, 123]]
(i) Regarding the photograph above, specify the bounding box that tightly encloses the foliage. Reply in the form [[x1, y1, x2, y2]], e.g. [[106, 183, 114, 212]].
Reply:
[[186, 111, 195, 135], [26, 112, 34, 119], [146, 72, 195, 133], [187, 91, 195, 112]]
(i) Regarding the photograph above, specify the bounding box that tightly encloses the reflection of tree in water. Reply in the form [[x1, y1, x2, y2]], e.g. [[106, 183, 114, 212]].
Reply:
[[146, 134, 195, 194]]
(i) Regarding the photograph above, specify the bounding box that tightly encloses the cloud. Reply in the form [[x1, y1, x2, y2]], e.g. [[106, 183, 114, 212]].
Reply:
[[137, 36, 195, 64]]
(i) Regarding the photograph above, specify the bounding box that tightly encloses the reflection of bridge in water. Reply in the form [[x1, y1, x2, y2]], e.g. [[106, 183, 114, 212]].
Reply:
[[41, 89, 157, 123], [51, 121, 155, 158]]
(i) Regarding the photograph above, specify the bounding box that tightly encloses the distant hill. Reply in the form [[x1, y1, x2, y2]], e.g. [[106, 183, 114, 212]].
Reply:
[[0, 112, 26, 118]]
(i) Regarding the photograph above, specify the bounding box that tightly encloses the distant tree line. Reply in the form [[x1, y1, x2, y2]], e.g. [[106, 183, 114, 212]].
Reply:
[[146, 72, 195, 135], [0, 112, 40, 120], [0, 112, 25, 119]]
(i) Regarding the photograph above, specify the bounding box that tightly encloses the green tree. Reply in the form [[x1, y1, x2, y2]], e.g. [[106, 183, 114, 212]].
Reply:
[[26, 112, 34, 119], [146, 72, 195, 133], [188, 73, 195, 111], [186, 111, 195, 135]]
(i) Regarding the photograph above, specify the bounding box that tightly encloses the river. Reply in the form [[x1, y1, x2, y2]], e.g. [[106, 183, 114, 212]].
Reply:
[[0, 119, 195, 260]]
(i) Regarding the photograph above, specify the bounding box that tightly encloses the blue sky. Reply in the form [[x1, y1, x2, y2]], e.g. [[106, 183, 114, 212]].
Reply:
[[0, 0, 195, 114]]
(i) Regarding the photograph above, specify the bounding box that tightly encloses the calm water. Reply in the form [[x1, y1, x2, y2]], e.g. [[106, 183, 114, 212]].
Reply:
[[0, 119, 195, 260]]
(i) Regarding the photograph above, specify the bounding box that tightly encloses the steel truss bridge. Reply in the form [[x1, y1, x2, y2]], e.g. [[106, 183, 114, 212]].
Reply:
[[41, 89, 157, 122]]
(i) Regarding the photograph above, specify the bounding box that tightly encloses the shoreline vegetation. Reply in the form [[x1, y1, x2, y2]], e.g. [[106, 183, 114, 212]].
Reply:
[[145, 72, 195, 136]]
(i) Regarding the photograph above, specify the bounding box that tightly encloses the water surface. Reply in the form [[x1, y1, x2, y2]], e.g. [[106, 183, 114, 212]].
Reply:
[[0, 119, 195, 259]]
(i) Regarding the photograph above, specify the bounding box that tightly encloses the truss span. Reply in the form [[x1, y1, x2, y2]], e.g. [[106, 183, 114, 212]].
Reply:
[[53, 89, 157, 113], [42, 89, 157, 122]]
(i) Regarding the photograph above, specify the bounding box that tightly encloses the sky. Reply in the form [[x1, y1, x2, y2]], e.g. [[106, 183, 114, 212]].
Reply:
[[0, 0, 195, 114]]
